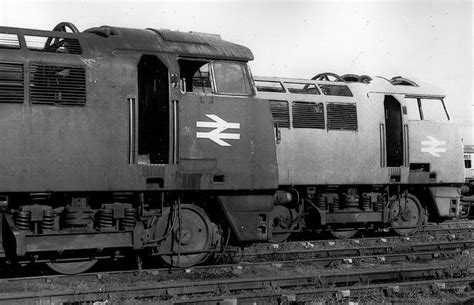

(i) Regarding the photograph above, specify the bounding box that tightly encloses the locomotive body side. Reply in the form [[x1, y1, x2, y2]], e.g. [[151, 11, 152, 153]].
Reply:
[[0, 26, 278, 193], [255, 75, 465, 238], [256, 76, 464, 187]]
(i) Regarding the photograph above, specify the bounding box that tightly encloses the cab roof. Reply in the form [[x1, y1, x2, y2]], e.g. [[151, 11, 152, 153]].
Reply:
[[85, 26, 254, 61], [0, 23, 254, 61]]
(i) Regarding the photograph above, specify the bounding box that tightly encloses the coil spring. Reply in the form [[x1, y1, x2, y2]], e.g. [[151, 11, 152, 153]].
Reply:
[[329, 196, 339, 212], [64, 208, 93, 227], [361, 194, 371, 211], [316, 195, 327, 210], [122, 208, 136, 230], [99, 208, 114, 228], [15, 210, 31, 230], [41, 209, 54, 231], [374, 195, 384, 211]]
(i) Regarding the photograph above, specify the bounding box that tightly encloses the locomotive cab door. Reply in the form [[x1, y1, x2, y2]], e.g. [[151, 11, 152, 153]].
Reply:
[[136, 55, 169, 164], [384, 95, 403, 167]]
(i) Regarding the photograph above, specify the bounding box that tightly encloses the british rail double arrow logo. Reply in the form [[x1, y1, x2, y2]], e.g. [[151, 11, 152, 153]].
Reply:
[[421, 136, 446, 157], [196, 114, 240, 146]]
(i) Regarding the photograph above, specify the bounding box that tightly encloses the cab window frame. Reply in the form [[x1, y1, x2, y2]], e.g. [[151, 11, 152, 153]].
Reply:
[[405, 96, 450, 121], [178, 58, 254, 96]]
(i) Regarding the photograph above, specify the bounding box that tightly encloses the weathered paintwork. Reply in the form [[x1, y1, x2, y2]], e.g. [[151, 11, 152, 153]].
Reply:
[[0, 25, 276, 193], [255, 76, 465, 187]]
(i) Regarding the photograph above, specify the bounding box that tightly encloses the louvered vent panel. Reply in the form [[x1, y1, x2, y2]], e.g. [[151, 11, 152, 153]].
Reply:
[[327, 103, 357, 130], [269, 100, 290, 128], [30, 64, 86, 105], [292, 101, 324, 129], [0, 62, 24, 103]]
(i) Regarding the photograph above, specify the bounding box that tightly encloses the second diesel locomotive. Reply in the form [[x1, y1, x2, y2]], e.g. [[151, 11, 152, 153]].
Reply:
[[0, 22, 466, 274], [255, 74, 465, 240]]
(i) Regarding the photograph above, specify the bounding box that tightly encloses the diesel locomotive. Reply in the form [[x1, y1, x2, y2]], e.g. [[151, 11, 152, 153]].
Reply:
[[0, 22, 465, 274]]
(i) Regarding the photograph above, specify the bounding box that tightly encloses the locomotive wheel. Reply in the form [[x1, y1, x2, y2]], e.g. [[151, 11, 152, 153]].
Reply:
[[47, 260, 97, 275], [157, 204, 217, 267], [329, 227, 358, 239], [269, 205, 297, 243], [389, 194, 423, 236]]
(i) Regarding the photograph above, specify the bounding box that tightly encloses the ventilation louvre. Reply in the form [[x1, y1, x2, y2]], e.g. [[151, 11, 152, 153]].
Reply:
[[0, 62, 24, 103], [327, 103, 357, 130], [269, 100, 290, 128], [30, 64, 86, 105], [292, 101, 324, 129]]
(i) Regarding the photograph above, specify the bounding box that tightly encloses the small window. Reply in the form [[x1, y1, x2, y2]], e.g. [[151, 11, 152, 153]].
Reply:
[[0, 33, 20, 49], [0, 62, 24, 103], [269, 100, 290, 128], [327, 103, 357, 130], [25, 35, 82, 54], [292, 102, 324, 129], [213, 62, 252, 95], [406, 98, 421, 120], [255, 80, 285, 93], [285, 82, 320, 95], [420, 98, 449, 121], [179, 60, 212, 93], [465, 155, 472, 169], [192, 62, 213, 93], [319, 84, 353, 97], [30, 64, 86, 105]]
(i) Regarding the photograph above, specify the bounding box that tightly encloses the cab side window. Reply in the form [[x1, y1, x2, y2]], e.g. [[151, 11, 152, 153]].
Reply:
[[178, 60, 211, 93], [406, 97, 449, 121], [178, 59, 253, 96], [213, 62, 252, 95]]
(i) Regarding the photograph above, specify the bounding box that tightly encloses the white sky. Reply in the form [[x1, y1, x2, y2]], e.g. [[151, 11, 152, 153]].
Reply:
[[1, 0, 473, 144]]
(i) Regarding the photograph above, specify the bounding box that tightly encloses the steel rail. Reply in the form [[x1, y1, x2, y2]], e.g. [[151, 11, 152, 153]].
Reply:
[[0, 265, 470, 304], [239, 239, 474, 260], [176, 276, 474, 304]]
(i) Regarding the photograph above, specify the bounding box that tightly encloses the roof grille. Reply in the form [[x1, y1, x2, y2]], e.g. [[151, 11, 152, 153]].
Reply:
[[292, 101, 324, 129], [327, 103, 357, 131], [269, 100, 290, 128], [30, 64, 86, 105], [0, 62, 24, 103]]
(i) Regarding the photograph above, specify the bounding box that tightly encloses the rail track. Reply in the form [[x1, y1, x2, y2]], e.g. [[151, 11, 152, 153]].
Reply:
[[0, 233, 472, 303], [0, 221, 472, 304], [0, 261, 472, 304]]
